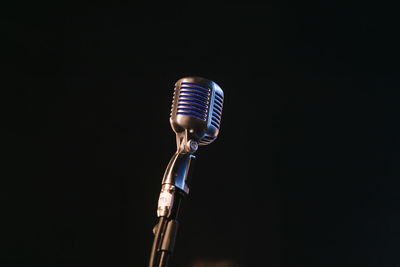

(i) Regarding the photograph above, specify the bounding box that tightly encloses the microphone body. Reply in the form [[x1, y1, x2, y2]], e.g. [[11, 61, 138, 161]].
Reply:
[[158, 77, 224, 218]]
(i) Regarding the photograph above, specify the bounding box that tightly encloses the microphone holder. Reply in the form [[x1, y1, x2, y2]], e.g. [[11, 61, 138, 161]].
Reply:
[[163, 129, 199, 191]]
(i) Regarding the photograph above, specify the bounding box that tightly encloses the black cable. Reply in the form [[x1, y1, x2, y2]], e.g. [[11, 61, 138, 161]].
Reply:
[[148, 216, 167, 267], [158, 219, 179, 267]]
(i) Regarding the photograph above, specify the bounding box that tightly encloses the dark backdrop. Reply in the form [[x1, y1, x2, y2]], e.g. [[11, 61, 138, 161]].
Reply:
[[4, 2, 400, 267]]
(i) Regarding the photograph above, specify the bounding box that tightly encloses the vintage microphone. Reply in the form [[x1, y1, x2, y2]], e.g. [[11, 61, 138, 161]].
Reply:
[[148, 77, 224, 267]]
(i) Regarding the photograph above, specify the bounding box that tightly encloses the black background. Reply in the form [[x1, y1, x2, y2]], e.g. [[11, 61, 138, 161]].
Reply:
[[4, 2, 400, 266]]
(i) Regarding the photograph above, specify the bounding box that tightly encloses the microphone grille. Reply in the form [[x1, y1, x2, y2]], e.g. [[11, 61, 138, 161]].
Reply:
[[198, 89, 224, 146], [171, 82, 211, 121], [210, 90, 223, 128], [170, 77, 224, 146]]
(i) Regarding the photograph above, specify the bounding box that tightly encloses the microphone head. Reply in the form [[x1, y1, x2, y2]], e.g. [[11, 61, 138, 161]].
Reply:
[[170, 77, 224, 146]]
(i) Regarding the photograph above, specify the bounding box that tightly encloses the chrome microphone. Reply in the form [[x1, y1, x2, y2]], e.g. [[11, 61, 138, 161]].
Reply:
[[157, 77, 224, 218], [170, 76, 224, 146]]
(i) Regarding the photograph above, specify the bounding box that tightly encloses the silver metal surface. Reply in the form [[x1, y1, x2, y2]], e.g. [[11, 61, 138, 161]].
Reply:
[[157, 184, 176, 218]]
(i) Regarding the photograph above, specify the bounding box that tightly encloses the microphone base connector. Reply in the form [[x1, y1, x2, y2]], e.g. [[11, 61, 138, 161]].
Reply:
[[157, 184, 175, 218]]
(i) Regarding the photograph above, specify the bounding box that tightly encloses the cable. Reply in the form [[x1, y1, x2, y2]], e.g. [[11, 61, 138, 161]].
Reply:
[[158, 218, 179, 267], [148, 216, 167, 267]]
